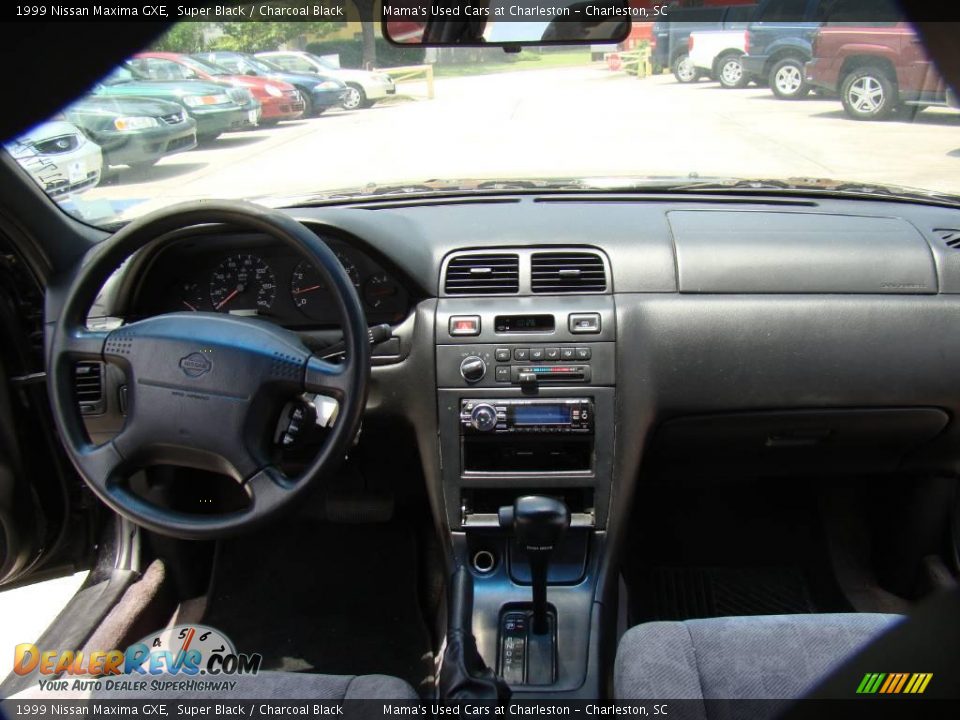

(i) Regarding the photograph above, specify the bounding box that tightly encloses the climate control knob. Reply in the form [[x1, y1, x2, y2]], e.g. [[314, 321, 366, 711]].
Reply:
[[459, 355, 487, 383], [470, 403, 498, 432]]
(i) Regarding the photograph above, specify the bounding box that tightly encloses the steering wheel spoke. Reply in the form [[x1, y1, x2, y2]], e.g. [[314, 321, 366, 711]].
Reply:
[[63, 328, 109, 362], [78, 440, 126, 491], [246, 464, 297, 505], [304, 355, 352, 400]]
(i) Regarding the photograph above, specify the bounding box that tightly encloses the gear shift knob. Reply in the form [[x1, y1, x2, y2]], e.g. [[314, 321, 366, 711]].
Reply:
[[499, 496, 570, 634]]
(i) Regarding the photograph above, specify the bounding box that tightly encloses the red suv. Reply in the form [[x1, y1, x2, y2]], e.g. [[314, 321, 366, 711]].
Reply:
[[806, 22, 951, 121]]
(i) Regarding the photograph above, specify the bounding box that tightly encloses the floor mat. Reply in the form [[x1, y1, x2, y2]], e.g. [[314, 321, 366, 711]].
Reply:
[[622, 482, 851, 625], [634, 566, 816, 622], [203, 521, 433, 691]]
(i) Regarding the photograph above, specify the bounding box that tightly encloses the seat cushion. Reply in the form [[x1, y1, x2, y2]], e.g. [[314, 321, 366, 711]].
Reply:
[[10, 671, 418, 700], [615, 613, 902, 701]]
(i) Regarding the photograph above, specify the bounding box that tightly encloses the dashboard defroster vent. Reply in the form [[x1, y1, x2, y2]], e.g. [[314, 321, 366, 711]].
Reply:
[[531, 251, 607, 293], [444, 253, 519, 295], [934, 228, 960, 249]]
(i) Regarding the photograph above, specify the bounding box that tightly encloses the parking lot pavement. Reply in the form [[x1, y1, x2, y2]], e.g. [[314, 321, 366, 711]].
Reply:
[[81, 66, 960, 219]]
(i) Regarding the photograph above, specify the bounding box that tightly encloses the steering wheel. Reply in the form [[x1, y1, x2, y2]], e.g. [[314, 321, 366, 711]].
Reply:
[[47, 201, 370, 540]]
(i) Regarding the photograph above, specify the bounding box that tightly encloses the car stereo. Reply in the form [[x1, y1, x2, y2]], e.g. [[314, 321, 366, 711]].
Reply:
[[460, 398, 593, 434]]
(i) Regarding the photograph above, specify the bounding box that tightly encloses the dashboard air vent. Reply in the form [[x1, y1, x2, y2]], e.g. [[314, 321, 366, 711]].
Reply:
[[74, 362, 103, 403], [444, 253, 519, 294], [934, 228, 960, 249], [531, 251, 607, 293]]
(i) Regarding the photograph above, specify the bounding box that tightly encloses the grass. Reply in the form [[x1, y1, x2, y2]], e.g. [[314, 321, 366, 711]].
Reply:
[[432, 49, 596, 78]]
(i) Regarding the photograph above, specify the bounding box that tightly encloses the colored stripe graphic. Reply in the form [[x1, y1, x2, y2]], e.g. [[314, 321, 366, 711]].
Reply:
[[858, 672, 932, 694]]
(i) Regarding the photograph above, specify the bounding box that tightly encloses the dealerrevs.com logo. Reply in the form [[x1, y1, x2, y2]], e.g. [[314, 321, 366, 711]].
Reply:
[[14, 625, 262, 693]]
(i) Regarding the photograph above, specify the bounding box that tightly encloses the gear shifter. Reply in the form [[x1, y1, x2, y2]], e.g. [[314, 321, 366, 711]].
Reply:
[[499, 495, 570, 634]]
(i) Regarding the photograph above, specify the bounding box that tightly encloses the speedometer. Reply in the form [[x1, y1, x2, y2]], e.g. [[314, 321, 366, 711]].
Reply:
[[209, 254, 276, 313]]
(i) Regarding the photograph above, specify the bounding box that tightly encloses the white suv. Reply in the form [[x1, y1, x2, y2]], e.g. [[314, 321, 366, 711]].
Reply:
[[255, 50, 396, 110]]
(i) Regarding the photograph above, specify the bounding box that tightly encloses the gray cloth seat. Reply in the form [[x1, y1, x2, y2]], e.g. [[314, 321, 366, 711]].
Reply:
[[10, 671, 418, 700], [615, 613, 902, 702]]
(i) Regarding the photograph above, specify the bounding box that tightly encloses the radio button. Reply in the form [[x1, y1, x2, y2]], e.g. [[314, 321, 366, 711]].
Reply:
[[529, 347, 545, 361], [495, 348, 511, 362], [513, 348, 529, 361], [545, 347, 560, 360], [560, 347, 576, 360], [575, 347, 592, 360]]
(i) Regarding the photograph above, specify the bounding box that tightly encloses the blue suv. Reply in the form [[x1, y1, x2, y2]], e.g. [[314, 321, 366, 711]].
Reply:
[[741, 0, 831, 99]]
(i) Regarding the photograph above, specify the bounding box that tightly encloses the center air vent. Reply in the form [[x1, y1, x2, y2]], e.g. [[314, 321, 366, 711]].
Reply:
[[934, 228, 960, 249], [444, 253, 519, 295], [531, 252, 607, 293]]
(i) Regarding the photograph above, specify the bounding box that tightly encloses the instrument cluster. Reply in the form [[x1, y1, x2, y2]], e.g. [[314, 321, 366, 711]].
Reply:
[[134, 233, 410, 327]]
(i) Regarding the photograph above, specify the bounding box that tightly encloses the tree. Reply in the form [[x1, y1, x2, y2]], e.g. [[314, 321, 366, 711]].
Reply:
[[352, 0, 378, 68], [211, 21, 339, 53], [151, 23, 207, 53]]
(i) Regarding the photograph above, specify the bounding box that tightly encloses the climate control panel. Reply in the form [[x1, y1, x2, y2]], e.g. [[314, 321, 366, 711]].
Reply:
[[438, 343, 614, 388]]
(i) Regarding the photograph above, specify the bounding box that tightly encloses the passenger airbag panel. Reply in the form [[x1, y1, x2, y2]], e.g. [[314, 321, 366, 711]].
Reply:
[[669, 211, 937, 294]]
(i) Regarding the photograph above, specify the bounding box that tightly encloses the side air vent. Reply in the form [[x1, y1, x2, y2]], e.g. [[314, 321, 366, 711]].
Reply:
[[75, 361, 104, 414], [531, 252, 607, 293], [444, 253, 519, 294], [934, 228, 960, 249]]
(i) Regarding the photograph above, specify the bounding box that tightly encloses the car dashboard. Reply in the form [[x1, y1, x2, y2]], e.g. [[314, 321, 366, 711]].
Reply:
[[75, 191, 960, 697]]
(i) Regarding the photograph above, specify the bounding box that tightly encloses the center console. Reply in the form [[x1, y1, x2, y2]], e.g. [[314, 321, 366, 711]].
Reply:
[[436, 292, 615, 697]]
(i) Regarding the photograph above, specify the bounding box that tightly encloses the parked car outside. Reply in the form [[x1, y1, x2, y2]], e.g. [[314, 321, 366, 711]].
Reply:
[[62, 95, 196, 169], [133, 52, 304, 126], [192, 51, 347, 117], [688, 28, 751, 88], [741, 0, 835, 99], [806, 22, 952, 121], [93, 66, 251, 143], [255, 50, 396, 110], [651, 3, 756, 84], [4, 121, 102, 199], [124, 57, 262, 129]]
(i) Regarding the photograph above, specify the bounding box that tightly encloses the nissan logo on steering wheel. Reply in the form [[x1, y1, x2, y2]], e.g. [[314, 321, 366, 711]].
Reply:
[[179, 352, 212, 378]]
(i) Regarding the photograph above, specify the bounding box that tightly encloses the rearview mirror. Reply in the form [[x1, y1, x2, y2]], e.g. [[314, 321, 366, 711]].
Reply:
[[382, 0, 632, 47]]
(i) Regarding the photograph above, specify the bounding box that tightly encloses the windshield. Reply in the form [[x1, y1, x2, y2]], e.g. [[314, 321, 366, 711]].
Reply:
[[5, 3, 960, 227]]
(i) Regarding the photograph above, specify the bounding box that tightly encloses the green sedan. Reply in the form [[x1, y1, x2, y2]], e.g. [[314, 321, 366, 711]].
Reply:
[[94, 66, 254, 142]]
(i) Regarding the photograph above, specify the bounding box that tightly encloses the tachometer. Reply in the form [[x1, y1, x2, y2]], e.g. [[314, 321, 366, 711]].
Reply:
[[335, 251, 361, 288], [209, 254, 276, 313]]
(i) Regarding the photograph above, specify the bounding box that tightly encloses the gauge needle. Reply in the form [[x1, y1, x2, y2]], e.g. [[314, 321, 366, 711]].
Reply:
[[182, 300, 198, 311], [292, 285, 323, 295], [215, 288, 240, 310], [173, 626, 195, 671]]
